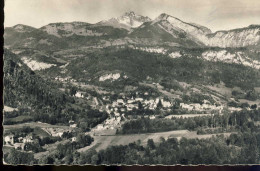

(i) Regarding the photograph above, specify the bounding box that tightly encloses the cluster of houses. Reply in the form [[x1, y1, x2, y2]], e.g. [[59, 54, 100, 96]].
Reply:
[[4, 134, 34, 150], [95, 116, 122, 131], [54, 76, 77, 83], [179, 100, 224, 113], [41, 127, 71, 137], [105, 95, 173, 116]]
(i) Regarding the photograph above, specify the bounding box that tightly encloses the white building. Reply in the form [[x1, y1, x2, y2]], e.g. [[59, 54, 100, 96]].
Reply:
[[114, 112, 120, 117], [161, 100, 172, 108], [127, 99, 135, 104], [117, 99, 125, 105], [126, 104, 138, 111], [75, 91, 84, 98], [136, 98, 144, 102], [14, 143, 25, 150], [71, 137, 77, 142], [22, 135, 33, 143], [180, 103, 193, 111], [70, 124, 77, 128], [4, 135, 14, 145], [18, 137, 23, 143], [149, 115, 156, 119]]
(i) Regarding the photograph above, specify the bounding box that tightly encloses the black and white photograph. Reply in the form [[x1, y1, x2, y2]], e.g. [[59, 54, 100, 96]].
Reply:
[[2, 0, 260, 165]]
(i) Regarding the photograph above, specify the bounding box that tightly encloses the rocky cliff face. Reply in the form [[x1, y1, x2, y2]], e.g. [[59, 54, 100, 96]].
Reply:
[[204, 25, 260, 47], [152, 14, 260, 48]]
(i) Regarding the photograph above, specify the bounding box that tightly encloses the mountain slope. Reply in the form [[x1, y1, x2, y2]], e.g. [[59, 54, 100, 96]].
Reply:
[[4, 49, 67, 109], [63, 48, 260, 90], [4, 24, 69, 51], [4, 49, 78, 124], [128, 17, 205, 47], [151, 13, 211, 42]]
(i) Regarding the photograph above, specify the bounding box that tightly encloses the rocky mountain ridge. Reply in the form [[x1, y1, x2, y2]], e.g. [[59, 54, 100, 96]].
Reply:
[[5, 11, 260, 48]]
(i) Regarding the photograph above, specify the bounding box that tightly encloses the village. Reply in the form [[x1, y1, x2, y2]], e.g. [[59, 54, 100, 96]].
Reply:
[[3, 122, 77, 152], [4, 76, 252, 154]]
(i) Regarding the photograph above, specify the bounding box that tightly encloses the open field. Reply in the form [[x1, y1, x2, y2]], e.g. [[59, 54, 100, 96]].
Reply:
[[4, 115, 33, 123], [77, 130, 232, 153], [77, 130, 189, 152], [4, 122, 71, 130], [140, 82, 180, 99], [206, 84, 233, 98], [238, 99, 260, 106]]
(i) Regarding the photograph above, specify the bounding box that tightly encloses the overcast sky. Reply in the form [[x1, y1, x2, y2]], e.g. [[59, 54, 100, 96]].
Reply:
[[4, 0, 260, 32]]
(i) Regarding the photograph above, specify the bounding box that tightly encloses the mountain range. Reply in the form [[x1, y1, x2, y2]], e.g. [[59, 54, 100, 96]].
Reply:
[[4, 11, 260, 76], [5, 11, 260, 48]]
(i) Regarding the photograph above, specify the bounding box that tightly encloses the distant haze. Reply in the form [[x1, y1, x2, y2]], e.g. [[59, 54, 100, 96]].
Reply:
[[5, 0, 260, 32]]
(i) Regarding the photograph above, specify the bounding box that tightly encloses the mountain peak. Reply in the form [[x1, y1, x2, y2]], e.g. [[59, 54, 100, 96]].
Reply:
[[155, 13, 182, 22], [158, 13, 170, 19], [98, 11, 151, 29], [119, 11, 151, 21], [123, 11, 136, 17]]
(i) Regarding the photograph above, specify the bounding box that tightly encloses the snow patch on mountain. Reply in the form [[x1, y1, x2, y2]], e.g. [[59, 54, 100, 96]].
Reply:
[[99, 73, 121, 81], [22, 57, 56, 71]]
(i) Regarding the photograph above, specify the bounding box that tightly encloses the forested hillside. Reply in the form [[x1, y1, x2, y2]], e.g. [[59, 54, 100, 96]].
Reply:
[[65, 48, 260, 90], [4, 49, 107, 126]]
